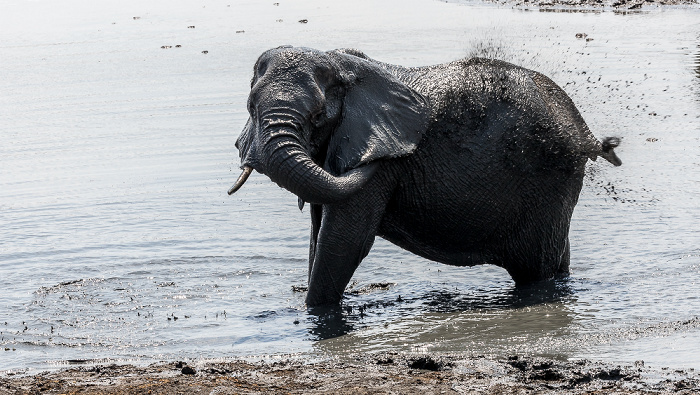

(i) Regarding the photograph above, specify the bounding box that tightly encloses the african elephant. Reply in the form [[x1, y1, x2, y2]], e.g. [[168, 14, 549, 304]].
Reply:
[[229, 46, 621, 306]]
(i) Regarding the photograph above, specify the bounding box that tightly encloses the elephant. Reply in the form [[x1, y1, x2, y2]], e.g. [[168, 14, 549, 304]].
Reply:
[[228, 46, 621, 306]]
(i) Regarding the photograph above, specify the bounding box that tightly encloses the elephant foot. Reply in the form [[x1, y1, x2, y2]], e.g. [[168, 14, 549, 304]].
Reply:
[[305, 286, 344, 306]]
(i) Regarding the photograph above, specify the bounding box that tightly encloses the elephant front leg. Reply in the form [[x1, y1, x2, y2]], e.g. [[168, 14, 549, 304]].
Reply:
[[305, 185, 391, 306], [308, 203, 323, 283]]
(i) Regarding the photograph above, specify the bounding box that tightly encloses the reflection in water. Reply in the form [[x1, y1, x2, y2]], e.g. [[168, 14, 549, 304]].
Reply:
[[422, 278, 574, 312], [306, 306, 354, 340], [310, 279, 578, 360], [309, 279, 574, 336]]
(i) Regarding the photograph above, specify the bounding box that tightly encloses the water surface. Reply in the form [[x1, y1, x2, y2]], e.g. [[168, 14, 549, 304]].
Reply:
[[1, 0, 699, 374]]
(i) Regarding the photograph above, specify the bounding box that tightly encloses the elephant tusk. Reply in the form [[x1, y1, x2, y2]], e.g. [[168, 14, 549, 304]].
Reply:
[[227, 166, 253, 195]]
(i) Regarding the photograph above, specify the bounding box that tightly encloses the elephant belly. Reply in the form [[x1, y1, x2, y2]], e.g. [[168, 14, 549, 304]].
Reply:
[[378, 216, 499, 268], [378, 155, 523, 267]]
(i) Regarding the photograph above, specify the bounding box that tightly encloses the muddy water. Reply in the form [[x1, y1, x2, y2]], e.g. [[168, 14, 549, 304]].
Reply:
[[1, 0, 699, 374]]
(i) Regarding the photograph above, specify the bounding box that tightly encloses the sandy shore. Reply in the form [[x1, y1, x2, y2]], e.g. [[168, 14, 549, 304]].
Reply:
[[2, 354, 699, 394]]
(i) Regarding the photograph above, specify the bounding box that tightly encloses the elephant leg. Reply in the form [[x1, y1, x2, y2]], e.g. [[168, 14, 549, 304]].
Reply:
[[308, 203, 323, 283], [305, 177, 393, 306], [504, 173, 581, 284], [506, 218, 574, 285], [556, 237, 571, 277]]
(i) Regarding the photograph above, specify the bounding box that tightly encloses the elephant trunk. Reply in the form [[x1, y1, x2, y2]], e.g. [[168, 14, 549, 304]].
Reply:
[[263, 128, 377, 204]]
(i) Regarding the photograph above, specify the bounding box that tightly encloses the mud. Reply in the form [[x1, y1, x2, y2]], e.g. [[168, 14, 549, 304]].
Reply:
[[2, 353, 699, 394], [488, 0, 698, 9]]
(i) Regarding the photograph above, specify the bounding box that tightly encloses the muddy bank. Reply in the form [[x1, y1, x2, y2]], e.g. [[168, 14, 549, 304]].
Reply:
[[482, 0, 698, 10], [2, 354, 699, 394]]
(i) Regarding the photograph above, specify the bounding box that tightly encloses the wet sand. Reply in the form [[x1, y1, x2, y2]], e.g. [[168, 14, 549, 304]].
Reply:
[[2, 353, 699, 394]]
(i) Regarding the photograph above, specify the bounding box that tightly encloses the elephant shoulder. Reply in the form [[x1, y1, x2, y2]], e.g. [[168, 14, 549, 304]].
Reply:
[[330, 48, 410, 79]]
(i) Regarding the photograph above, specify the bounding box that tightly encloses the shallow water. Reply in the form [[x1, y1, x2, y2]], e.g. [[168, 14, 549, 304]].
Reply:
[[1, 0, 699, 374]]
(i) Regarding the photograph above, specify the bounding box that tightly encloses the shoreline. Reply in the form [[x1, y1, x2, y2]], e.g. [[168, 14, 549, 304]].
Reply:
[[2, 353, 699, 394], [477, 0, 699, 9]]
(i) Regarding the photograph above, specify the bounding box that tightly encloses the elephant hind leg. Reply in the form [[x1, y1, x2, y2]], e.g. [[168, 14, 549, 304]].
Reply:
[[500, 219, 573, 285], [556, 237, 571, 277], [503, 237, 571, 285], [502, 170, 581, 284]]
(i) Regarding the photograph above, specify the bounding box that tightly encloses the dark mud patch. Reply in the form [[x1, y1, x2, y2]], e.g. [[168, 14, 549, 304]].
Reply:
[[347, 282, 395, 295], [470, 0, 698, 10], [506, 355, 647, 389], [2, 353, 699, 394], [408, 355, 454, 371]]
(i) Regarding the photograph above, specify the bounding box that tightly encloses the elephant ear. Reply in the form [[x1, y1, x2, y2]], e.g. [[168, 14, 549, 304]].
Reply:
[[324, 51, 429, 175]]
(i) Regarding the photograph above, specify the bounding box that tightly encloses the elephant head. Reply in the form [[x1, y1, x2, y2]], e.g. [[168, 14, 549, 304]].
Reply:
[[228, 46, 429, 204]]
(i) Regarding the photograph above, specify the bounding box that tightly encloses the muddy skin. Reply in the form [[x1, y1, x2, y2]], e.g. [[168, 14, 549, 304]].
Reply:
[[234, 45, 623, 307], [2, 353, 699, 394]]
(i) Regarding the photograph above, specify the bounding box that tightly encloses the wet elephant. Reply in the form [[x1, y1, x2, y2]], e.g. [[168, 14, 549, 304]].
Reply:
[[229, 46, 621, 306]]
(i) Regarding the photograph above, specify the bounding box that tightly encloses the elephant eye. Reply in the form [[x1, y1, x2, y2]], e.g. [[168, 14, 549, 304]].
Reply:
[[257, 61, 268, 76], [315, 67, 333, 87], [247, 98, 255, 116]]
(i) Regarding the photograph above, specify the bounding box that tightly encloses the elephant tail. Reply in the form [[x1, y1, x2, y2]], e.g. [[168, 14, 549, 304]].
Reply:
[[599, 137, 622, 166]]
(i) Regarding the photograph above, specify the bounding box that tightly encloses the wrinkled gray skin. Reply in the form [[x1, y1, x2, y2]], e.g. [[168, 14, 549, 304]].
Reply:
[[231, 46, 621, 306]]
